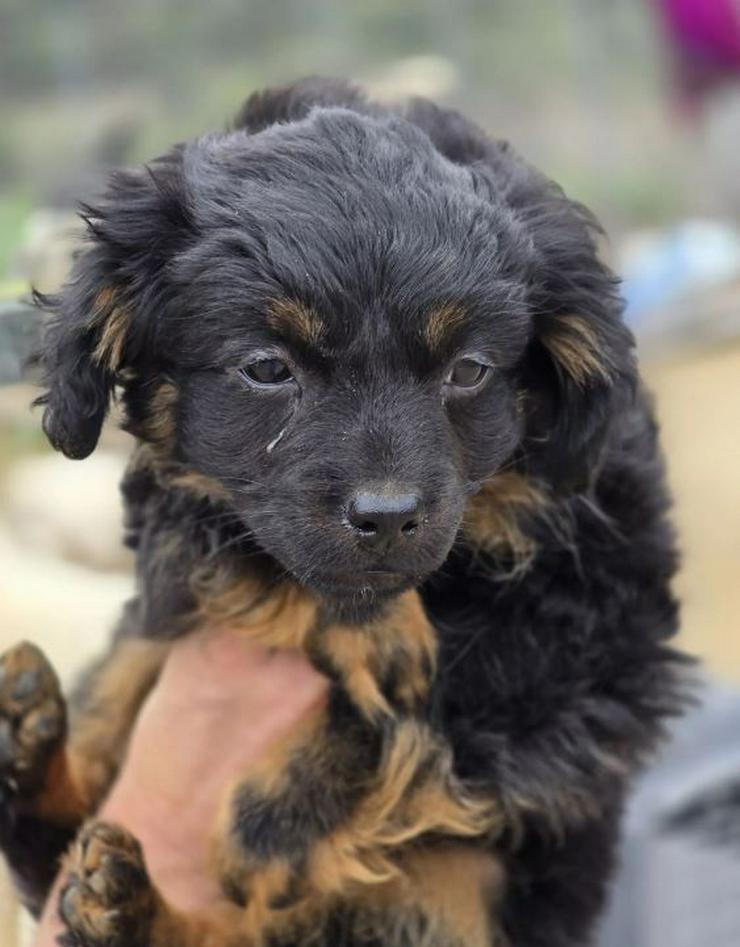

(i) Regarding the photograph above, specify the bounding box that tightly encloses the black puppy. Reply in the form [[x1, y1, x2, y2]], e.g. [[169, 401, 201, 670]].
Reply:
[[0, 78, 686, 947]]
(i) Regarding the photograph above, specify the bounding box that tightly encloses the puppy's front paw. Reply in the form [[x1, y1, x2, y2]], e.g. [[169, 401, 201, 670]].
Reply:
[[59, 821, 156, 947], [0, 641, 65, 802]]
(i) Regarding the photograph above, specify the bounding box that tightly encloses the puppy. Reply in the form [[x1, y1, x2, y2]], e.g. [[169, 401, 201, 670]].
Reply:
[[0, 77, 687, 947]]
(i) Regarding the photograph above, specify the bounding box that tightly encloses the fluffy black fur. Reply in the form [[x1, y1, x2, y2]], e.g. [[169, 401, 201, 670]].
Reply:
[[4, 78, 687, 947]]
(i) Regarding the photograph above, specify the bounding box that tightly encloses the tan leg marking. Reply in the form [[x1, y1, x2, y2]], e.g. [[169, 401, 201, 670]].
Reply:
[[315, 590, 437, 721], [305, 720, 498, 895], [364, 843, 509, 947], [63, 638, 170, 815]]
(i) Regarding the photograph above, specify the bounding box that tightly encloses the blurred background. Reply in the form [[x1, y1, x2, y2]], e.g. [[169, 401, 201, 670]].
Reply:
[[1, 1, 739, 944]]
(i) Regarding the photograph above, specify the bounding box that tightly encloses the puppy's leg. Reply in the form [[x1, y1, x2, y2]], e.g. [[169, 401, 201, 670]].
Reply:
[[58, 820, 244, 947], [0, 642, 79, 913], [0, 637, 167, 914], [213, 592, 496, 939], [227, 844, 507, 947], [64, 635, 169, 810], [0, 643, 67, 804], [213, 589, 436, 887], [211, 702, 375, 933], [354, 843, 509, 947]]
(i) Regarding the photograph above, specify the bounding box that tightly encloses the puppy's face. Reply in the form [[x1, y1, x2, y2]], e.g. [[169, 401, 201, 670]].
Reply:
[[173, 286, 528, 601], [38, 108, 633, 603]]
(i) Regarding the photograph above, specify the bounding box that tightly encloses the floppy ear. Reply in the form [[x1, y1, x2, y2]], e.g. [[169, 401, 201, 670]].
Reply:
[[34, 154, 191, 459], [34, 276, 126, 459], [519, 186, 636, 494]]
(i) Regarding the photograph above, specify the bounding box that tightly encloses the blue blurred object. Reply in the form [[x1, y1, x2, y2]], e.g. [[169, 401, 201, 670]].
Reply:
[[620, 220, 740, 326]]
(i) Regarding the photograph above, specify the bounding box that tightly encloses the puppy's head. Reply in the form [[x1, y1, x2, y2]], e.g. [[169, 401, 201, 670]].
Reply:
[[36, 107, 634, 602]]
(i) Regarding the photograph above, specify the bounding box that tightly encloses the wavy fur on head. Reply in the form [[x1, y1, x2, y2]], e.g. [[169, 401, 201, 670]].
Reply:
[[19, 78, 687, 947]]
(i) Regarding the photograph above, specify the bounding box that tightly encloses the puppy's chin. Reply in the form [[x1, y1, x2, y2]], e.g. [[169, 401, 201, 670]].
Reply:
[[296, 570, 422, 621]]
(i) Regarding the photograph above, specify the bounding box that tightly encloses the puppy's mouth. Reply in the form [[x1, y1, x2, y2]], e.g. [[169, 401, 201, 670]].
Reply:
[[308, 569, 418, 598]]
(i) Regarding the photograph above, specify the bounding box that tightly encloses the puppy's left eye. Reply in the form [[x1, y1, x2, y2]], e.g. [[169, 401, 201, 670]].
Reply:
[[240, 358, 294, 386], [444, 358, 491, 390]]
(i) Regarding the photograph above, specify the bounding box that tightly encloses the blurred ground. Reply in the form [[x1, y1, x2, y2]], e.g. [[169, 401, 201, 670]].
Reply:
[[644, 343, 740, 673]]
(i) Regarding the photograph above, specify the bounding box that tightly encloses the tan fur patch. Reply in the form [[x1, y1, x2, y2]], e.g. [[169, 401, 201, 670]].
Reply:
[[169, 470, 232, 502], [33, 747, 90, 825], [398, 845, 508, 947], [130, 442, 231, 503], [317, 627, 394, 721], [197, 577, 318, 651], [203, 583, 496, 944], [142, 382, 179, 453], [91, 287, 117, 315], [316, 591, 437, 720], [240, 859, 299, 939], [212, 719, 497, 940], [90, 288, 130, 372], [267, 298, 325, 345], [150, 901, 245, 947], [373, 591, 437, 709], [541, 314, 610, 386], [355, 844, 508, 947], [464, 471, 546, 566], [425, 304, 467, 353], [66, 639, 170, 810], [305, 720, 498, 895], [211, 793, 323, 947]]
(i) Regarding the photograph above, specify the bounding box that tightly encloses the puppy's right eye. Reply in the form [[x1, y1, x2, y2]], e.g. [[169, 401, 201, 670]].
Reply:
[[240, 358, 294, 386]]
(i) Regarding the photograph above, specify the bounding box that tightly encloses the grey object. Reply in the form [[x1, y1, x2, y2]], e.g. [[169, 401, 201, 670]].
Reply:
[[598, 682, 740, 947], [0, 301, 40, 384]]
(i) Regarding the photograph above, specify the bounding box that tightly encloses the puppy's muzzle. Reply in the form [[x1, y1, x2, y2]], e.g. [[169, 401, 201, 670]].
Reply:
[[345, 484, 423, 554]]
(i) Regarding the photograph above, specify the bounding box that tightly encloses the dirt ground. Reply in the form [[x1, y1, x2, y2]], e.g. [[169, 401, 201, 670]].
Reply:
[[643, 341, 740, 679]]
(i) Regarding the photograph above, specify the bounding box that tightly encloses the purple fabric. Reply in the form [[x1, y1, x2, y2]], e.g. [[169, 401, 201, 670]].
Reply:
[[656, 0, 740, 66]]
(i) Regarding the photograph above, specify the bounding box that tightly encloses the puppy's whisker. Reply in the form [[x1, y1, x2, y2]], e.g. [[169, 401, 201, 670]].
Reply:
[[192, 509, 242, 526], [216, 475, 272, 491], [206, 533, 258, 558]]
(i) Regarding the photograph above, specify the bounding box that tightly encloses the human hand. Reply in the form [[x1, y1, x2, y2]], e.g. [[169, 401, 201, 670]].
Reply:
[[33, 627, 328, 945]]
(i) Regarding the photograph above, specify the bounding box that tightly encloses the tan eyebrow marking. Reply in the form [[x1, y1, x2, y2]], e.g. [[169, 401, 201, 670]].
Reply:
[[540, 314, 611, 387], [425, 303, 468, 353], [266, 297, 325, 345]]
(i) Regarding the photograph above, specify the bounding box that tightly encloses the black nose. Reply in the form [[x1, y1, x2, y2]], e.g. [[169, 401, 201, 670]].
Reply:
[[347, 488, 423, 548]]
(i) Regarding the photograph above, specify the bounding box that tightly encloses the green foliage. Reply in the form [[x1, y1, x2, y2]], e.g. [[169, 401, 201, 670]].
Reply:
[[0, 0, 714, 235], [0, 193, 33, 281]]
